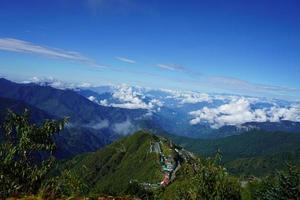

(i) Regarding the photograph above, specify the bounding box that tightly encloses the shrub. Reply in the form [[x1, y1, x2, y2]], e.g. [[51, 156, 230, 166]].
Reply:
[[251, 165, 300, 200], [0, 109, 67, 198], [173, 152, 242, 200]]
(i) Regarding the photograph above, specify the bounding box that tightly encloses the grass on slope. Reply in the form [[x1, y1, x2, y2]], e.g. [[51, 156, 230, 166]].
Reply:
[[55, 131, 163, 196]]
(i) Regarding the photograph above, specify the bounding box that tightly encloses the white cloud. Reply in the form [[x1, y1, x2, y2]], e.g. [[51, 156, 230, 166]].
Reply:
[[25, 76, 93, 90], [0, 38, 106, 68], [84, 119, 109, 130], [156, 63, 184, 71], [112, 119, 135, 135], [115, 56, 136, 64], [108, 84, 162, 110], [92, 84, 163, 111], [268, 106, 300, 122], [189, 98, 300, 128], [150, 98, 164, 107], [99, 99, 109, 106], [207, 76, 298, 98], [181, 93, 211, 104], [110, 102, 149, 109], [165, 90, 212, 104], [111, 84, 149, 109], [78, 82, 92, 88], [28, 76, 72, 89], [88, 96, 97, 102]]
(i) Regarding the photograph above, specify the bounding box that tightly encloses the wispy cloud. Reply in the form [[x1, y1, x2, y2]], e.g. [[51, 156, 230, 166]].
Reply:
[[0, 38, 106, 68], [115, 56, 136, 64], [154, 63, 297, 98], [108, 65, 298, 99], [156, 63, 184, 71], [207, 76, 297, 94], [1, 38, 297, 100]]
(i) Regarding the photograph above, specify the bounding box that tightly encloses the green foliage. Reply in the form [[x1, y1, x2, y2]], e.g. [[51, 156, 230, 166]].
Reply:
[[55, 131, 163, 196], [160, 153, 242, 200], [247, 165, 300, 200], [165, 131, 300, 177], [125, 180, 154, 200], [192, 155, 241, 200], [6, 119, 298, 200], [0, 109, 67, 198], [40, 169, 88, 200], [56, 132, 244, 199]]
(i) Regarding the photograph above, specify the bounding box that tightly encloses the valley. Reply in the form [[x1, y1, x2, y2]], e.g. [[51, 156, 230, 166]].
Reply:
[[0, 78, 300, 199]]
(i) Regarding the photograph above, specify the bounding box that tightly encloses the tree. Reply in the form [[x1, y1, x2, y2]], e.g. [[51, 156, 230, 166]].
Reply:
[[125, 180, 154, 200], [192, 154, 241, 200], [173, 152, 242, 200], [252, 165, 300, 200], [0, 109, 67, 198], [41, 169, 88, 200]]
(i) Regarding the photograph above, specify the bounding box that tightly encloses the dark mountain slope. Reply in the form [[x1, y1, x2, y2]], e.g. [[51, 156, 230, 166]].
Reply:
[[0, 96, 111, 158], [0, 96, 54, 123], [0, 78, 160, 158], [0, 78, 145, 125], [244, 120, 300, 133]]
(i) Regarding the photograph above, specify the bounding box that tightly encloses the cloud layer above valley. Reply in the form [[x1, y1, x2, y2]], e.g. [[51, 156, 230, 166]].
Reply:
[[99, 84, 163, 110], [88, 84, 300, 128], [24, 77, 300, 129], [189, 98, 300, 128]]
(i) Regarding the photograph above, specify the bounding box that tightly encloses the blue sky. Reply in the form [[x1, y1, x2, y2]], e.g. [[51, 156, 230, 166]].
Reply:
[[0, 0, 300, 100]]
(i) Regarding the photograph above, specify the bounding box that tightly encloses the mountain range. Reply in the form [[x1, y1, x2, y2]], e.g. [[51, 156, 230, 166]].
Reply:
[[1, 77, 300, 158], [1, 77, 300, 199], [25, 77, 300, 137], [0, 78, 160, 158]]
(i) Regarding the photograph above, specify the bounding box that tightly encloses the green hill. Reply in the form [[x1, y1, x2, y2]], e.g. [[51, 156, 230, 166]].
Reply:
[[51, 131, 242, 199], [54, 131, 168, 195], [164, 131, 300, 176]]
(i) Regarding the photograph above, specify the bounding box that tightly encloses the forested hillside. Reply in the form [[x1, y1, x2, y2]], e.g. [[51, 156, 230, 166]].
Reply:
[[165, 131, 300, 176]]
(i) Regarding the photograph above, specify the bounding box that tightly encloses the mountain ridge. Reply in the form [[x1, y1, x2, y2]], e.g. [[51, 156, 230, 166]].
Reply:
[[53, 131, 196, 197], [0, 78, 164, 158]]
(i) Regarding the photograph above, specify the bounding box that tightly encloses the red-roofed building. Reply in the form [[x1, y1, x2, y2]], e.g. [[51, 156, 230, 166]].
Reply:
[[160, 173, 170, 186]]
